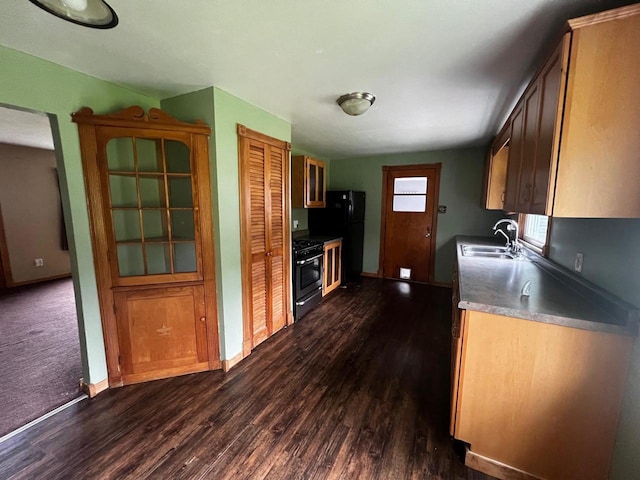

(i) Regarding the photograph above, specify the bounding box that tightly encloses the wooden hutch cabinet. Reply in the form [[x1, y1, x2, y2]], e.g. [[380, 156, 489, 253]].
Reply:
[[73, 106, 220, 387]]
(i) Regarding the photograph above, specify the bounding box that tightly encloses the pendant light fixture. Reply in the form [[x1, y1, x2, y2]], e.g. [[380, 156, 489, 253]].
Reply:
[[337, 92, 376, 116], [28, 0, 118, 29]]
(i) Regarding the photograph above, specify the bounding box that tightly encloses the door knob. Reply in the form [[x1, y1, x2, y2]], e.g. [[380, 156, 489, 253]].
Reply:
[[200, 316, 206, 322], [425, 227, 431, 238]]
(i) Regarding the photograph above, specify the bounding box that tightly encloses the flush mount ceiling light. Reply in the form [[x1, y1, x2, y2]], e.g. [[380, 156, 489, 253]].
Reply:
[[28, 0, 118, 29], [337, 92, 376, 116]]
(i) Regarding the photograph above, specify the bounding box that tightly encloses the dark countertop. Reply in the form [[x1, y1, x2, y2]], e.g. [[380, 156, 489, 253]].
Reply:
[[456, 236, 638, 336]]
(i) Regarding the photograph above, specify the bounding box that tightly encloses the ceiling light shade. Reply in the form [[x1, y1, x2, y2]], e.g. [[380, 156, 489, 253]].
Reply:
[[28, 0, 118, 29], [337, 92, 376, 116]]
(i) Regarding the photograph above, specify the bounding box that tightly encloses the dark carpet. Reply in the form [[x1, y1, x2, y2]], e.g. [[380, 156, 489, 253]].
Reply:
[[0, 278, 82, 437]]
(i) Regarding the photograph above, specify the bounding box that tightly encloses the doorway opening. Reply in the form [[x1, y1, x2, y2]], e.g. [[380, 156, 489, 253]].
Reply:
[[378, 163, 441, 284], [0, 105, 83, 439]]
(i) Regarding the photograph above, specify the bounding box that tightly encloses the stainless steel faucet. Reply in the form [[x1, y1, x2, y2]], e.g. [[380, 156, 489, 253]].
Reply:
[[493, 219, 521, 255]]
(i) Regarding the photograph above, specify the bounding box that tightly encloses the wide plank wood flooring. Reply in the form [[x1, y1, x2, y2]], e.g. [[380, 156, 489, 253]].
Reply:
[[0, 278, 494, 479]]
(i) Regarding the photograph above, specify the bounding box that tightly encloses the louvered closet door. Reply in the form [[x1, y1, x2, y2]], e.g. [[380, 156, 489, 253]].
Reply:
[[268, 145, 287, 334], [248, 140, 269, 346], [238, 125, 291, 354]]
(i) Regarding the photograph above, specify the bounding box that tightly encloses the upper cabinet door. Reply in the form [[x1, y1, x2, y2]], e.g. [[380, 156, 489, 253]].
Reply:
[[291, 155, 326, 208], [530, 35, 570, 215], [305, 158, 326, 207], [517, 83, 541, 213], [98, 129, 202, 287], [503, 103, 524, 212]]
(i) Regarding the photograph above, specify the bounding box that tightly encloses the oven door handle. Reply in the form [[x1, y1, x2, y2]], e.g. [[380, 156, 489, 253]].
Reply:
[[295, 253, 323, 265], [295, 286, 323, 306]]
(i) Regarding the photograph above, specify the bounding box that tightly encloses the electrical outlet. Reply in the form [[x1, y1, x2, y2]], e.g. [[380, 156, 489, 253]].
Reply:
[[34, 258, 44, 267], [293, 220, 299, 229], [574, 253, 584, 273]]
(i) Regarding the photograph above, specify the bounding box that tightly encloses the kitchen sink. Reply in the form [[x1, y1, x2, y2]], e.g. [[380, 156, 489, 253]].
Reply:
[[461, 245, 520, 259], [462, 246, 509, 254], [462, 251, 515, 259]]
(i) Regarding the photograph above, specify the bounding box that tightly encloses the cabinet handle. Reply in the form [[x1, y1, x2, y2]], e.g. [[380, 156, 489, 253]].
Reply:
[[266, 251, 273, 257], [501, 191, 505, 203], [200, 316, 206, 323]]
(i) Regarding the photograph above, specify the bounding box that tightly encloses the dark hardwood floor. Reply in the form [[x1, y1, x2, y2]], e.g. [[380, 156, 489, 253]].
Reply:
[[0, 278, 493, 480]]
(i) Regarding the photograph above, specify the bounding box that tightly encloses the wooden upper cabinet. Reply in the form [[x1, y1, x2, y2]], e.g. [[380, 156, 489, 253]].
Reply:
[[484, 122, 510, 210], [554, 5, 640, 217], [495, 4, 640, 217], [502, 35, 568, 215], [292, 155, 326, 208]]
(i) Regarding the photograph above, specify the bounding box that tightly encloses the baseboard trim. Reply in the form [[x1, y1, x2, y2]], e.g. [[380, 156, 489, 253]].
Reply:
[[360, 272, 381, 278], [9, 273, 72, 288], [222, 352, 244, 372], [465, 449, 543, 480], [429, 281, 452, 288], [80, 378, 109, 398]]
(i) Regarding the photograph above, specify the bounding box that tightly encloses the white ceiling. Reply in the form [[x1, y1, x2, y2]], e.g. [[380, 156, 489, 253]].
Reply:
[[0, 0, 631, 158], [0, 105, 54, 150]]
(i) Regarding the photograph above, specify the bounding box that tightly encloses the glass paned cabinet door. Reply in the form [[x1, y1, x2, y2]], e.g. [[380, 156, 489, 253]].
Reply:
[[106, 136, 199, 279]]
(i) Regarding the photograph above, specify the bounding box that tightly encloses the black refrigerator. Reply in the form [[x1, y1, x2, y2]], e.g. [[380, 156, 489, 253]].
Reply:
[[308, 190, 365, 283]]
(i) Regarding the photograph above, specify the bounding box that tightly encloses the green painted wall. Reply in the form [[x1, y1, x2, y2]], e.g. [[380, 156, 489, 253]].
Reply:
[[163, 87, 291, 360], [546, 218, 640, 479], [329, 148, 504, 283], [0, 45, 159, 383], [211, 88, 290, 359]]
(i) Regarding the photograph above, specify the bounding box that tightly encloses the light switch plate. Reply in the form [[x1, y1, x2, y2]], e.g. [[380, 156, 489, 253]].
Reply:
[[575, 253, 584, 273]]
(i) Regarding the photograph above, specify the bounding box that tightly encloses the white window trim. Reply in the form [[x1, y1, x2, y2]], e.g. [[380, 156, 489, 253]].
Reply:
[[518, 213, 551, 257]]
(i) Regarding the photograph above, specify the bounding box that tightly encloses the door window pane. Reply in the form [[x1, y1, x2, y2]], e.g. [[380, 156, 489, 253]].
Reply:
[[393, 195, 426, 212], [117, 244, 145, 276], [394, 177, 427, 194], [106, 137, 135, 171], [174, 243, 197, 272]]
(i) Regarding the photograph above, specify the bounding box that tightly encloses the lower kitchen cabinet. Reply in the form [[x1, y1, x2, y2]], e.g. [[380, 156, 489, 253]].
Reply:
[[323, 239, 341, 296], [450, 309, 633, 480]]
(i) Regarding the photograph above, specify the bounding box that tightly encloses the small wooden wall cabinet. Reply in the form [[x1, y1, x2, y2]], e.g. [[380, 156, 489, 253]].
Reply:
[[323, 239, 341, 296], [291, 155, 326, 208], [450, 307, 633, 480], [491, 4, 640, 217]]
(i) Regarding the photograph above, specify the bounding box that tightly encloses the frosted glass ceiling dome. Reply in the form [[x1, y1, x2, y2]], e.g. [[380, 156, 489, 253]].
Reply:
[[28, 0, 118, 29]]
